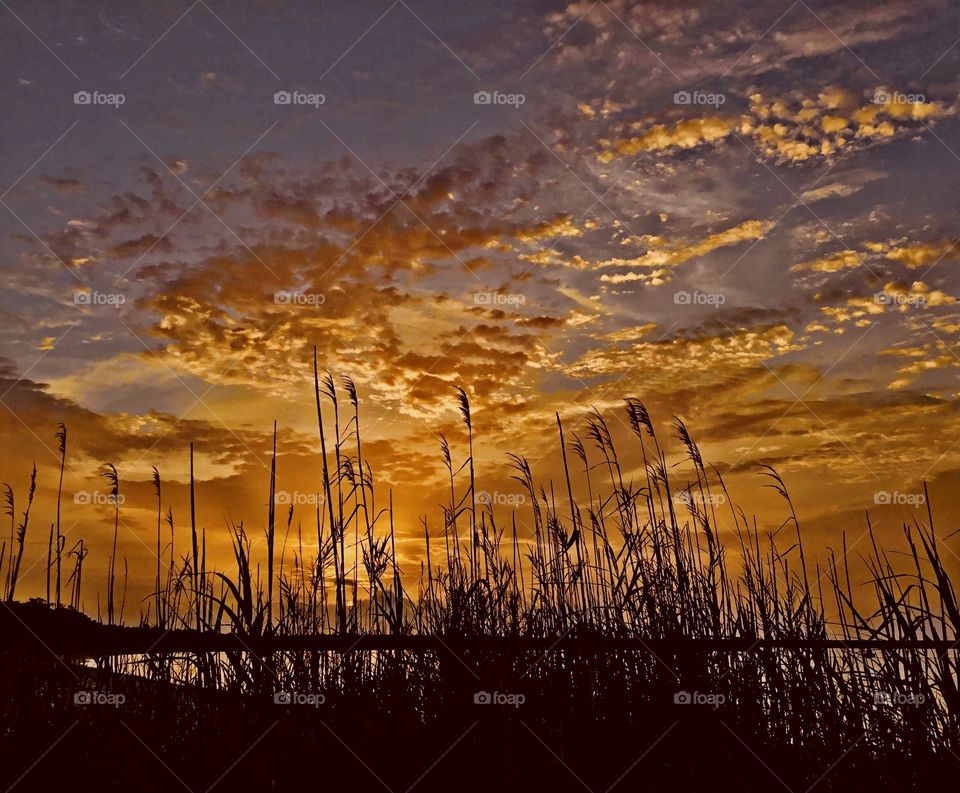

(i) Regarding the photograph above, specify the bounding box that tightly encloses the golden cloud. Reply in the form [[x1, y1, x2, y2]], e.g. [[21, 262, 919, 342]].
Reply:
[[792, 250, 865, 273], [599, 87, 951, 164], [598, 117, 734, 162], [597, 219, 773, 284], [884, 240, 960, 269], [565, 323, 800, 380]]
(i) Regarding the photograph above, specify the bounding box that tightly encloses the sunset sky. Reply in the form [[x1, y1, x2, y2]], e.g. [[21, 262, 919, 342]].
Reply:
[[2, 0, 959, 613]]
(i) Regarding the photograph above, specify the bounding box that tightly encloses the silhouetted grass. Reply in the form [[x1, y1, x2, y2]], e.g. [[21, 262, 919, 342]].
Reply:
[[1, 351, 957, 790]]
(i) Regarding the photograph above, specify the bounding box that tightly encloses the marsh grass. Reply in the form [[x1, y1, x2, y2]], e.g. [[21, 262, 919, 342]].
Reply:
[[1, 359, 958, 787]]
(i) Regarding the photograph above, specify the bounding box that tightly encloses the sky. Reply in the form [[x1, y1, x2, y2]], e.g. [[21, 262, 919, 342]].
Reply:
[[1, 0, 959, 614]]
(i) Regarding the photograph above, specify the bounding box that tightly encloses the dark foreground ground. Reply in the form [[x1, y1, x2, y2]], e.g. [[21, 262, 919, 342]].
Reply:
[[0, 648, 949, 793], [0, 600, 950, 792]]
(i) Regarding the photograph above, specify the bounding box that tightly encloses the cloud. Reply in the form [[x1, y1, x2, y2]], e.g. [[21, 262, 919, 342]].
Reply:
[[883, 340, 960, 389], [598, 219, 774, 284], [42, 177, 85, 195], [883, 240, 960, 269], [793, 250, 865, 273], [599, 87, 951, 165], [4, 0, 960, 607], [599, 117, 734, 161], [565, 323, 800, 380]]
